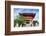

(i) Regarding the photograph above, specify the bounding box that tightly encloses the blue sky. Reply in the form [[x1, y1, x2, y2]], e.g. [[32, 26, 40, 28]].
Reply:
[[14, 8, 39, 21], [14, 8, 39, 13]]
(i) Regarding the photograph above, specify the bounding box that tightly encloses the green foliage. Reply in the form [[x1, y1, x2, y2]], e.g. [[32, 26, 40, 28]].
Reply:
[[33, 20, 39, 26], [14, 14, 25, 27]]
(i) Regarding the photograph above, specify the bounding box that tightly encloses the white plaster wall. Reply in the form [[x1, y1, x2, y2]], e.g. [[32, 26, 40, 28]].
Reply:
[[0, 0, 46, 36]]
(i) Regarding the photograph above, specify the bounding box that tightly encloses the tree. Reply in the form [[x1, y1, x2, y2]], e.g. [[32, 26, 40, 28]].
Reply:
[[14, 14, 25, 27], [33, 20, 39, 26]]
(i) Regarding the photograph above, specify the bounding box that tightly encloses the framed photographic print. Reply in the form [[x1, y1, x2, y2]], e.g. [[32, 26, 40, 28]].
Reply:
[[5, 1, 45, 35]]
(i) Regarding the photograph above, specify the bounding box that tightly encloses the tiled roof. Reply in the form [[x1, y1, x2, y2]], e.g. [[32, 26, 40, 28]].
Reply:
[[19, 13, 36, 18]]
